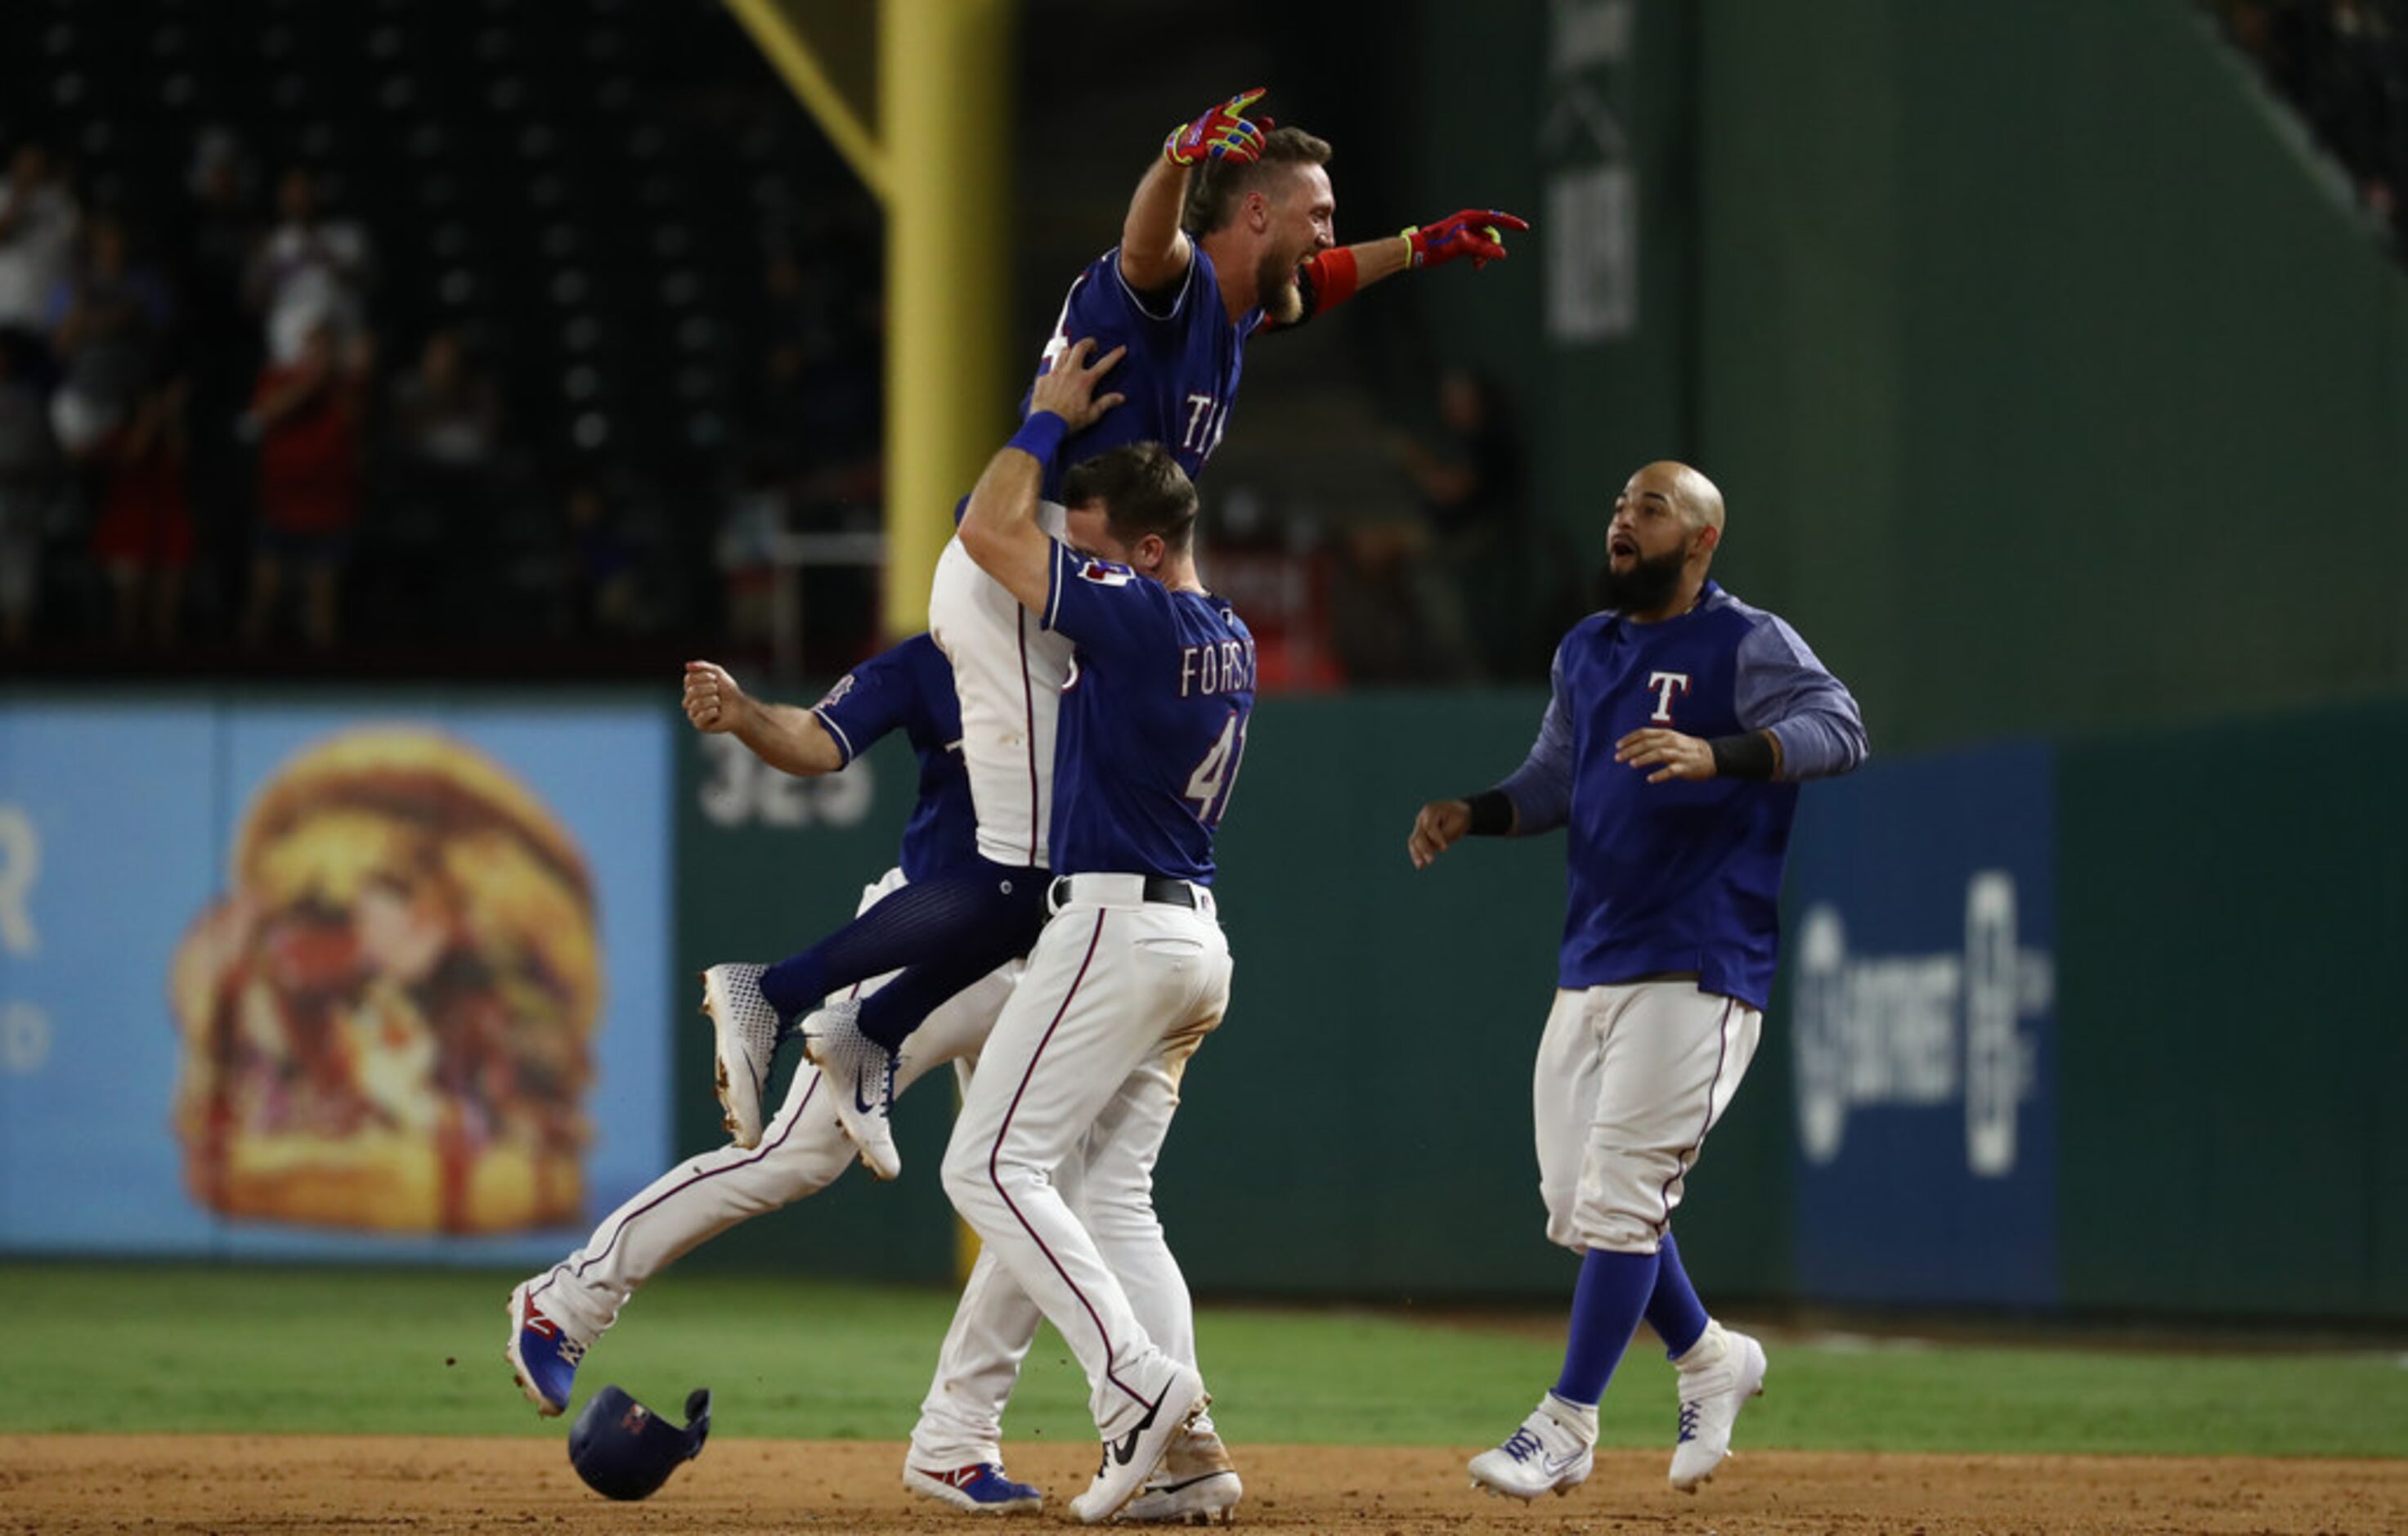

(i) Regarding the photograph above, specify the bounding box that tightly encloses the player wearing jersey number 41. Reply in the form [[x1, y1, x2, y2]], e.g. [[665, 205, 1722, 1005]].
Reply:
[[1411, 462, 1867, 1501], [936, 337, 1250, 1525]]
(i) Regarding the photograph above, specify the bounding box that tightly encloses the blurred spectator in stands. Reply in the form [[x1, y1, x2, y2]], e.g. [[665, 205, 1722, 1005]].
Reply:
[[46, 213, 174, 459], [90, 377, 194, 650], [559, 478, 643, 639], [387, 327, 502, 499], [1397, 366, 1531, 677], [715, 453, 789, 645], [240, 321, 371, 651], [1334, 367, 1530, 683], [0, 144, 80, 375], [179, 128, 265, 613], [182, 131, 260, 353], [0, 341, 59, 649], [246, 168, 371, 366]]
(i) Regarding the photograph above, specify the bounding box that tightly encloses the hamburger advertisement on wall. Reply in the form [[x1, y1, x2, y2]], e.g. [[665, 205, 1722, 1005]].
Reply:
[[0, 700, 672, 1263]]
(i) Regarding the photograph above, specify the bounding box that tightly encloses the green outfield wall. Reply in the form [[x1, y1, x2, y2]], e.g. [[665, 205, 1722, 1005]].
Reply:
[[2055, 700, 2408, 1319], [666, 689, 2408, 1325]]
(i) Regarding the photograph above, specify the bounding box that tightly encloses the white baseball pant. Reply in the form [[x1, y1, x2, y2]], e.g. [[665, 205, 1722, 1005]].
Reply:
[[1532, 981, 1762, 1254], [929, 520, 1072, 869], [941, 877, 1231, 1439], [518, 868, 1041, 1463]]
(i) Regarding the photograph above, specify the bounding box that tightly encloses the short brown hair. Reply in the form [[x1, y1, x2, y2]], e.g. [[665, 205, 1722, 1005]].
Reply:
[[1181, 126, 1333, 236], [1061, 443, 1200, 554]]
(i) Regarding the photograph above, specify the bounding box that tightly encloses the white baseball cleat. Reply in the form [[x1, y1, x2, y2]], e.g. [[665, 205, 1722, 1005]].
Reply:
[[800, 996, 900, 1181], [1119, 1425, 1243, 1525], [1668, 1325, 1768, 1492], [1468, 1393, 1594, 1501], [702, 963, 782, 1148], [1069, 1363, 1209, 1525]]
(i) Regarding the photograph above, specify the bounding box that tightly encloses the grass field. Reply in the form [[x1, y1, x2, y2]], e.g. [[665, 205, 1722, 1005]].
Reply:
[[4, 1262, 2404, 1457]]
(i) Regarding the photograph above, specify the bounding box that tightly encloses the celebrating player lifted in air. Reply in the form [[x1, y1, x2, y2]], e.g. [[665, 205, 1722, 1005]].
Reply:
[[941, 334, 1249, 1524], [1409, 463, 1868, 1501], [698, 88, 1527, 1188], [765, 84, 1522, 1184]]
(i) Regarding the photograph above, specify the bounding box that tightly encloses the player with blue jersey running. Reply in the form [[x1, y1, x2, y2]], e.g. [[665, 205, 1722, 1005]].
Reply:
[[505, 638, 1092, 1518], [936, 338, 1252, 1524], [773, 90, 1525, 1184], [1408, 461, 1868, 1502]]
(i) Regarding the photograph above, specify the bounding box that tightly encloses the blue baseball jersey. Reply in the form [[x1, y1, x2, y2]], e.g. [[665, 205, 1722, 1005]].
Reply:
[[1039, 540, 1256, 883], [1498, 582, 1868, 1009], [1025, 244, 1262, 502], [809, 634, 977, 883]]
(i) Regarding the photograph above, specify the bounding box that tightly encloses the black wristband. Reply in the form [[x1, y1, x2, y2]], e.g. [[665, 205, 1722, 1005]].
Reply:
[[1708, 731, 1779, 781], [1464, 789, 1515, 836]]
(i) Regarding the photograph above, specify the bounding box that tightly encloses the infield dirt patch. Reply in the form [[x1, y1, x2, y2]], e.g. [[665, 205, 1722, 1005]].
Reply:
[[4, 1436, 2401, 1534]]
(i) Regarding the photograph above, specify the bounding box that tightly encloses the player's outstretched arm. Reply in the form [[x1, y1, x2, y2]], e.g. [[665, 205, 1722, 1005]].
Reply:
[[683, 660, 845, 777], [1123, 89, 1268, 293], [961, 338, 1128, 613], [1271, 209, 1531, 333]]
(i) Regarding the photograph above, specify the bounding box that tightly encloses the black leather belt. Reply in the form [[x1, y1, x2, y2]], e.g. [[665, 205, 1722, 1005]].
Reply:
[[1048, 875, 1198, 909]]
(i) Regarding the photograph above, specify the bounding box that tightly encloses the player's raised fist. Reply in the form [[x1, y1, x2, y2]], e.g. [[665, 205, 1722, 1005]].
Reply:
[[1404, 209, 1531, 272], [683, 660, 747, 734], [1029, 337, 1128, 432], [1164, 89, 1271, 167]]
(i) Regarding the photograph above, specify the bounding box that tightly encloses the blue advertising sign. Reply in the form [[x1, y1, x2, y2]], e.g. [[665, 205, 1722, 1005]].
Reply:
[[1785, 741, 2058, 1307], [0, 698, 671, 1264]]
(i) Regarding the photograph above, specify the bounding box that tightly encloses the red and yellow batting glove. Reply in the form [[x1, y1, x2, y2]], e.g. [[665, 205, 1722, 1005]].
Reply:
[[1402, 209, 1531, 271], [1164, 88, 1271, 167]]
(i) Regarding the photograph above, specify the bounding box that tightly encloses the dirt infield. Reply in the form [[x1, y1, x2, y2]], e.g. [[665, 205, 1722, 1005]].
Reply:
[[6, 1436, 2402, 1534]]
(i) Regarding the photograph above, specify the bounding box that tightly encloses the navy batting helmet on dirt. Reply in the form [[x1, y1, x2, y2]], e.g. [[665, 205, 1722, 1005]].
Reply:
[[567, 1386, 712, 1500]]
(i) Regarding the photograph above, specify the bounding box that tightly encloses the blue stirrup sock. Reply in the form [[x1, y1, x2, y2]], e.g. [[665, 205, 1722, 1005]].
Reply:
[[1644, 1233, 1711, 1359], [1551, 1246, 1661, 1406]]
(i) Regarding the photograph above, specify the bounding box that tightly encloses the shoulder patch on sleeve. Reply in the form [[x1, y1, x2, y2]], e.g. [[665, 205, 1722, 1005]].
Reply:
[[1076, 558, 1137, 587], [814, 671, 859, 710]]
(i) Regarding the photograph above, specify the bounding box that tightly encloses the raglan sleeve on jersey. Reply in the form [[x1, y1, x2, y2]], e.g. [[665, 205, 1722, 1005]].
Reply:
[[809, 644, 918, 767], [1042, 537, 1159, 652], [1102, 242, 1198, 326], [1734, 614, 1869, 780], [1496, 640, 1576, 834]]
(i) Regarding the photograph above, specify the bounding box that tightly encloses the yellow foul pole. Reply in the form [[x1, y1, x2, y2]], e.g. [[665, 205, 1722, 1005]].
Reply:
[[880, 0, 1014, 636]]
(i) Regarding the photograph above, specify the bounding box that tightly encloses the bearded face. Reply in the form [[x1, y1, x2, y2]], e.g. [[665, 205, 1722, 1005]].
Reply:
[[1254, 244, 1305, 326], [1594, 541, 1688, 614]]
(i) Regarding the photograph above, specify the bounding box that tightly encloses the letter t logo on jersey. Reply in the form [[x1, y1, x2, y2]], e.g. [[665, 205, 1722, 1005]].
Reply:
[[1646, 671, 1692, 723]]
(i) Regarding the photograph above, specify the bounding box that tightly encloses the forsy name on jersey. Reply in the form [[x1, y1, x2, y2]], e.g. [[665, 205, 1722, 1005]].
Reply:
[[1180, 636, 1257, 698]]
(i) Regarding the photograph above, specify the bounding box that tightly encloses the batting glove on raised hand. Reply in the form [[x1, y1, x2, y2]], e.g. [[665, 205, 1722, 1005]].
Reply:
[[1164, 88, 1271, 167], [1403, 209, 1531, 270]]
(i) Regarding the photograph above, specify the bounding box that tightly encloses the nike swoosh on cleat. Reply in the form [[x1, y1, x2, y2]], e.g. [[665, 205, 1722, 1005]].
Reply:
[[1109, 1396, 1164, 1466], [854, 1067, 879, 1116], [1149, 1471, 1237, 1496]]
